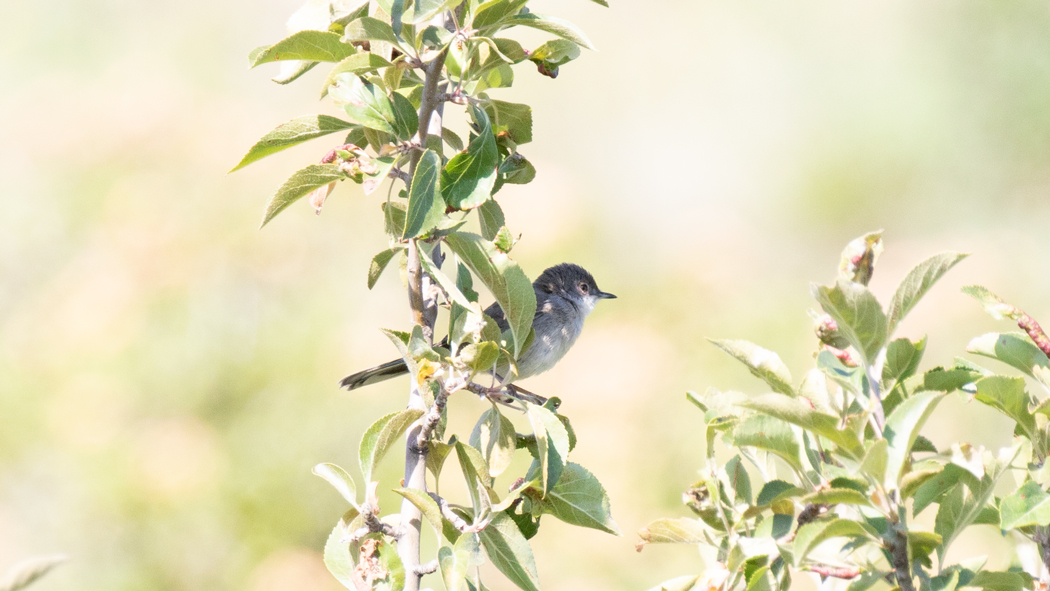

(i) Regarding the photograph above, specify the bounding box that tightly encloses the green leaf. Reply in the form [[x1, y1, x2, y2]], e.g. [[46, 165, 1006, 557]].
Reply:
[[967, 332, 1050, 378], [260, 163, 346, 227], [636, 518, 707, 547], [439, 533, 484, 591], [497, 154, 535, 186], [312, 463, 359, 507], [330, 76, 397, 134], [999, 480, 1050, 529], [801, 488, 872, 507], [812, 280, 888, 365], [922, 366, 982, 392], [479, 512, 540, 591], [539, 462, 621, 535], [342, 16, 403, 46], [455, 441, 494, 514], [359, 408, 425, 483], [321, 53, 393, 97], [525, 401, 570, 495], [962, 285, 1020, 321], [739, 394, 863, 459], [443, 105, 499, 210], [756, 480, 804, 506], [529, 39, 581, 67], [710, 339, 794, 396], [886, 252, 968, 334], [969, 571, 1033, 591], [444, 232, 536, 356], [250, 30, 356, 66], [934, 484, 965, 560], [505, 13, 595, 50], [323, 512, 360, 590], [390, 92, 419, 141], [408, 0, 465, 24], [368, 247, 403, 289], [470, 406, 517, 477], [403, 149, 445, 239], [912, 464, 976, 515], [974, 375, 1035, 438], [393, 487, 444, 534], [884, 391, 943, 491], [859, 437, 888, 483], [477, 200, 506, 241], [231, 115, 353, 172], [732, 414, 802, 473], [472, 0, 529, 30], [882, 336, 926, 386], [483, 100, 533, 145], [793, 519, 875, 566], [725, 455, 752, 505]]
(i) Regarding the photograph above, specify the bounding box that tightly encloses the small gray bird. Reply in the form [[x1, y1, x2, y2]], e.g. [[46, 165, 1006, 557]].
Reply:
[[340, 263, 616, 390]]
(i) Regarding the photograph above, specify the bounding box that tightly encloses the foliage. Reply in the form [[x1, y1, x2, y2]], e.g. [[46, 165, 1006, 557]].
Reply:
[[235, 1, 615, 590], [639, 232, 1050, 591]]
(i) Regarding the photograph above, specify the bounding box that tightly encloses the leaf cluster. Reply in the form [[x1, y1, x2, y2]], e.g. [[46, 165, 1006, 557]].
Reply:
[[237, 0, 615, 590], [641, 232, 1050, 591]]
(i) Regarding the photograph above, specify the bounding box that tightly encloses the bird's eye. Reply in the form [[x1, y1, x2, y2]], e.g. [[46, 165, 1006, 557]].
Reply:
[[579, 282, 589, 293]]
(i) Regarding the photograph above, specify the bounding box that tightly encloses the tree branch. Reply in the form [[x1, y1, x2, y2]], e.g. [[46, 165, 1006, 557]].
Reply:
[[398, 42, 449, 591]]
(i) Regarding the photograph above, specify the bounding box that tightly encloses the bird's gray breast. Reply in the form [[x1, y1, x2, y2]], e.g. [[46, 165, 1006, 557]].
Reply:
[[515, 292, 585, 379]]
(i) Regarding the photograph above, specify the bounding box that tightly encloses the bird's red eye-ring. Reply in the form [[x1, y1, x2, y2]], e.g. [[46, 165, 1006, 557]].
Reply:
[[579, 282, 589, 293]]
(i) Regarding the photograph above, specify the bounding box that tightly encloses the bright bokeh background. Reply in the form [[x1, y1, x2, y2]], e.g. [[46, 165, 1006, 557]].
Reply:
[[5, 0, 1050, 589]]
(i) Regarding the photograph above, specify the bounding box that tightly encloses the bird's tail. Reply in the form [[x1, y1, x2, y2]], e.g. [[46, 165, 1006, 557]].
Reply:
[[339, 358, 409, 390]]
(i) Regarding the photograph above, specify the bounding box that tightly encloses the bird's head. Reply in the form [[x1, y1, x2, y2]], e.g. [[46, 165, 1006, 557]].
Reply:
[[535, 263, 616, 314]]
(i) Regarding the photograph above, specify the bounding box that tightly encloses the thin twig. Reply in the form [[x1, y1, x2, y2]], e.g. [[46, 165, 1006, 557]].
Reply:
[[429, 492, 473, 532]]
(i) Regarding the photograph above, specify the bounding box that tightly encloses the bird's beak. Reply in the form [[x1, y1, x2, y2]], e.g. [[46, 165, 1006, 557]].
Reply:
[[597, 290, 617, 299]]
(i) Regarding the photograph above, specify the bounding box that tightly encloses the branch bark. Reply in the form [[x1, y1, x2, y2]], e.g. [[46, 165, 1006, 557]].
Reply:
[[397, 45, 449, 591]]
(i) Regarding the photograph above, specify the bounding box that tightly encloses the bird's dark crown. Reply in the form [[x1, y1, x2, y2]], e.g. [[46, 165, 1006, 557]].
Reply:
[[534, 263, 600, 296]]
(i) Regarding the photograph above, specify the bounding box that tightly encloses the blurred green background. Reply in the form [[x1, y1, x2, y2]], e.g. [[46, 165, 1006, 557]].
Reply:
[[5, 0, 1050, 589]]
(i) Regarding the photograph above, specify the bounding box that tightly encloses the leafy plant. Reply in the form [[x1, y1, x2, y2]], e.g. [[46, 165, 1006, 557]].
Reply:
[[234, 1, 616, 590], [639, 232, 1050, 591]]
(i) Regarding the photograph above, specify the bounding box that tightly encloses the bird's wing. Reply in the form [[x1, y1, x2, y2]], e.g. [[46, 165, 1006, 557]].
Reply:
[[482, 288, 546, 334]]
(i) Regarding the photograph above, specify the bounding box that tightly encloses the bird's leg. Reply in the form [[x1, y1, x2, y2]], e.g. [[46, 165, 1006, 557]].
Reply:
[[464, 382, 548, 409]]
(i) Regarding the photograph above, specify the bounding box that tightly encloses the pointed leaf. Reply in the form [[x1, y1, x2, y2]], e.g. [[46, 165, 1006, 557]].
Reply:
[[443, 105, 498, 210], [484, 100, 533, 145], [321, 53, 393, 97], [505, 13, 595, 50], [439, 532, 483, 591], [884, 391, 943, 491], [261, 163, 346, 227], [408, 0, 465, 24], [538, 462, 621, 535], [393, 487, 444, 533], [967, 332, 1049, 378], [525, 401, 569, 495], [231, 115, 354, 172], [391, 92, 420, 141], [739, 394, 863, 459], [710, 339, 794, 396], [962, 285, 1020, 321], [887, 252, 969, 334], [1000, 480, 1050, 529], [359, 408, 425, 483], [403, 149, 445, 238], [343, 17, 402, 46], [444, 232, 536, 356], [812, 280, 888, 365], [470, 406, 517, 477], [732, 414, 802, 472], [313, 463, 359, 507], [477, 200, 506, 241], [637, 518, 707, 547], [479, 512, 540, 591], [882, 337, 926, 385], [250, 30, 356, 67], [368, 247, 403, 289], [973, 375, 1035, 438], [330, 76, 397, 133], [793, 519, 876, 566]]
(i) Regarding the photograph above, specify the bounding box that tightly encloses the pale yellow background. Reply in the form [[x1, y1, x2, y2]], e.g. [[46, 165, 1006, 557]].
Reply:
[[3, 0, 1050, 589]]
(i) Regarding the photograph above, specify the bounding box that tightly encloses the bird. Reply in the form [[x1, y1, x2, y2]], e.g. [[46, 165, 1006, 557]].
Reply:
[[340, 263, 616, 391]]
